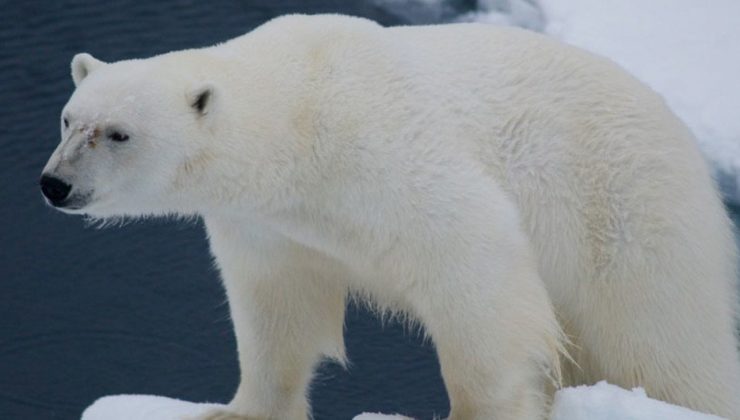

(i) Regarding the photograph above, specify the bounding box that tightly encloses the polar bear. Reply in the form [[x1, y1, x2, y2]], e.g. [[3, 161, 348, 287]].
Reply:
[[40, 14, 739, 420]]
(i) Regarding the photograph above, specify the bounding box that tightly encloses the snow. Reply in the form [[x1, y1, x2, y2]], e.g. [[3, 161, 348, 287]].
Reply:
[[354, 415, 413, 420], [81, 382, 725, 419], [549, 382, 724, 420], [81, 395, 223, 420]]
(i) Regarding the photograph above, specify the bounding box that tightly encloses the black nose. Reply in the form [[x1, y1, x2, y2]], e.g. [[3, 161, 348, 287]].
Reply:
[[40, 174, 72, 206]]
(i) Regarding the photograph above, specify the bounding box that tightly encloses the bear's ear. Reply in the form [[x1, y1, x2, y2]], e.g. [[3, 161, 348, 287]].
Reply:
[[187, 82, 216, 116], [71, 53, 106, 86]]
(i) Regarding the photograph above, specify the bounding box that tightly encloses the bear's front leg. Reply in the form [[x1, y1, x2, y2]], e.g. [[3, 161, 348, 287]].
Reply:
[[189, 220, 348, 420]]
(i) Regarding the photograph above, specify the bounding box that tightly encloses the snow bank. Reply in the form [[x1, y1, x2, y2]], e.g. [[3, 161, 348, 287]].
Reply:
[[354, 414, 413, 420], [353, 382, 727, 419], [549, 381, 724, 420], [81, 395, 223, 420], [81, 382, 725, 420]]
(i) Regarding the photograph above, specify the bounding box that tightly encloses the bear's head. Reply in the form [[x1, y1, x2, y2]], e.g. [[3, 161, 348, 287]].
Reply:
[[40, 53, 225, 220], [40, 50, 309, 221]]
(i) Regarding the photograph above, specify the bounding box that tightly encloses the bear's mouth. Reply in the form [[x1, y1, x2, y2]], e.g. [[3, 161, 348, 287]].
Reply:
[[45, 190, 93, 214]]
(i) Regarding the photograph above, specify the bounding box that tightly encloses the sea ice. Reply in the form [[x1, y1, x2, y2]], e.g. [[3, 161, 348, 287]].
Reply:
[[81, 382, 726, 419]]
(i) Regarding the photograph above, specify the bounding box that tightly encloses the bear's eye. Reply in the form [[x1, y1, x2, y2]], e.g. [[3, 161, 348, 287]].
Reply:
[[63, 118, 69, 129], [108, 131, 129, 142]]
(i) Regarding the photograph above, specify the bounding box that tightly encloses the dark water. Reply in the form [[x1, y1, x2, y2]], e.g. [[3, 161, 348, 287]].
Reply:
[[1, 2, 738, 420]]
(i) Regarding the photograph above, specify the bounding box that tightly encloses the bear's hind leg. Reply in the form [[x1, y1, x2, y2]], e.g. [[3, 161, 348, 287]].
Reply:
[[573, 225, 740, 419], [407, 238, 564, 420]]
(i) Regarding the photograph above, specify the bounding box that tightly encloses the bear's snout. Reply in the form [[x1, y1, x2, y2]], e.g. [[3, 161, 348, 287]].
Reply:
[[40, 174, 72, 207]]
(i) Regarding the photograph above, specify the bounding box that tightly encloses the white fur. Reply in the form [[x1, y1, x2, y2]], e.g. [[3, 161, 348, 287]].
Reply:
[[43, 15, 740, 420]]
